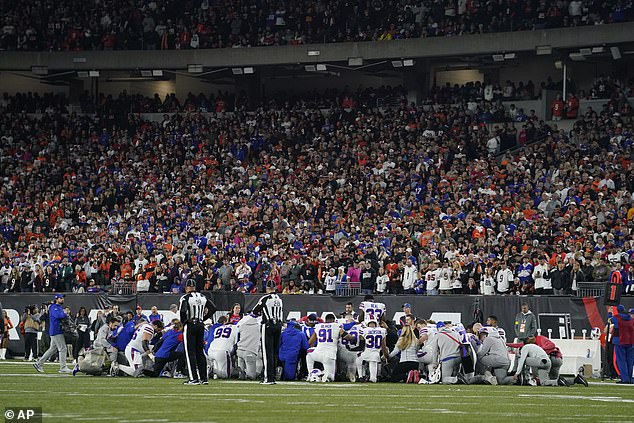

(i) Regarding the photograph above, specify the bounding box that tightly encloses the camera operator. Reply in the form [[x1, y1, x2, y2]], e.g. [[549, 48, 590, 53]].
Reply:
[[21, 305, 42, 361], [73, 307, 91, 363], [39, 303, 50, 358]]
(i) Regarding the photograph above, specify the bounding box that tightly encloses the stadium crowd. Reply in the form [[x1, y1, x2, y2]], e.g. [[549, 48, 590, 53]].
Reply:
[[0, 78, 633, 297], [1, 86, 408, 115], [0, 0, 632, 51]]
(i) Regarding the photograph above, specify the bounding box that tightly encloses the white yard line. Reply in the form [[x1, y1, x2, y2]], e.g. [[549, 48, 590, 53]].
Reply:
[[589, 381, 634, 387], [519, 393, 634, 403]]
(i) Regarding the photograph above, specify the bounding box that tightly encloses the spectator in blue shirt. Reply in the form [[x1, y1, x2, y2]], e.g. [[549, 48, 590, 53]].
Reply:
[[132, 306, 149, 325], [148, 306, 162, 323], [33, 294, 71, 373]]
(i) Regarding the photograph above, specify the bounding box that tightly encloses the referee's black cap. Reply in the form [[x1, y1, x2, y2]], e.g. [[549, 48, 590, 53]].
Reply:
[[186, 279, 196, 287]]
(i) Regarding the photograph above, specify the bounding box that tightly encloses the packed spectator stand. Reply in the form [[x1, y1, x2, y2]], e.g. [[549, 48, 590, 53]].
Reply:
[[0, 0, 633, 51], [0, 77, 632, 297]]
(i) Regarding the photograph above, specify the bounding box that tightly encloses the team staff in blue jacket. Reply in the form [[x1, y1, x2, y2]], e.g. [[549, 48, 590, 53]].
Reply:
[[33, 294, 71, 373], [278, 321, 309, 380], [113, 313, 136, 352]]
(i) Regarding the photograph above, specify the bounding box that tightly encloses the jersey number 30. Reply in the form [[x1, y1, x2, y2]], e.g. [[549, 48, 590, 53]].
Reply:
[[365, 334, 382, 349]]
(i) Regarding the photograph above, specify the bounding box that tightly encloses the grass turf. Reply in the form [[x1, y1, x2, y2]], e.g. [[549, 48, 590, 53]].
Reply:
[[0, 361, 632, 423]]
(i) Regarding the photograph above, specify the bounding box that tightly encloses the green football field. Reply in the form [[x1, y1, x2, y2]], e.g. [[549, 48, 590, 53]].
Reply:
[[0, 361, 633, 423]]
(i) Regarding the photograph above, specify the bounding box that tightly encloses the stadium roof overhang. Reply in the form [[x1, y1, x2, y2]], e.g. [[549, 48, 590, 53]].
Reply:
[[0, 22, 633, 73]]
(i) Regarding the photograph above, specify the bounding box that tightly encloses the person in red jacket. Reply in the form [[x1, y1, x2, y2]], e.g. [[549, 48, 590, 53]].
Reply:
[[566, 94, 579, 119], [511, 336, 588, 386], [552, 94, 564, 121], [533, 335, 567, 385]]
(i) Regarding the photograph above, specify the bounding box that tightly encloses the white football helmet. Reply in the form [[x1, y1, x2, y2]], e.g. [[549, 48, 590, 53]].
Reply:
[[591, 327, 601, 340], [307, 369, 325, 382]]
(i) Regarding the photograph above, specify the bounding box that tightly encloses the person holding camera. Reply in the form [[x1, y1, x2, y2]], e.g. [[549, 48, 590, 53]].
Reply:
[[1, 308, 11, 360], [21, 305, 42, 361], [33, 294, 71, 373], [73, 307, 91, 362], [38, 303, 50, 357]]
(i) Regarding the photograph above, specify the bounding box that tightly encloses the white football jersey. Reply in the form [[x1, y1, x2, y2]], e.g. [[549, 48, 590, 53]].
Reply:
[[209, 324, 238, 352], [425, 269, 440, 290], [438, 267, 453, 290], [496, 327, 507, 343], [324, 275, 337, 291], [359, 301, 386, 324], [339, 323, 363, 350], [480, 275, 496, 295], [236, 314, 261, 354], [313, 322, 342, 353], [423, 324, 438, 341], [128, 323, 155, 352], [359, 326, 386, 352]]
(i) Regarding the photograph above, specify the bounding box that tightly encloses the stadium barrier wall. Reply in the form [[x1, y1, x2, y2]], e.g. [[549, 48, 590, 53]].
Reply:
[[1, 294, 632, 357]]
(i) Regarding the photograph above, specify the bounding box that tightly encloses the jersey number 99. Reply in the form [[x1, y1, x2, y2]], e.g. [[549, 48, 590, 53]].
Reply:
[[214, 327, 232, 339]]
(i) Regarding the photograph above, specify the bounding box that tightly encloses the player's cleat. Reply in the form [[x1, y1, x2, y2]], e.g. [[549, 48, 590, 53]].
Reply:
[[59, 367, 72, 374], [183, 380, 201, 385], [201, 380, 209, 385], [418, 377, 430, 384], [109, 362, 119, 377], [173, 372, 186, 379], [574, 374, 588, 387], [515, 374, 524, 386], [33, 362, 44, 373], [557, 376, 570, 386], [72, 364, 80, 376], [484, 371, 498, 385], [159, 370, 171, 378], [457, 373, 468, 385], [260, 380, 276, 385], [527, 377, 538, 386]]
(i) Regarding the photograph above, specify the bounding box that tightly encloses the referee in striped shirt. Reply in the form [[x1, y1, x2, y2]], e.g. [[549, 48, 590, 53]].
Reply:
[[179, 279, 215, 385], [253, 293, 283, 384]]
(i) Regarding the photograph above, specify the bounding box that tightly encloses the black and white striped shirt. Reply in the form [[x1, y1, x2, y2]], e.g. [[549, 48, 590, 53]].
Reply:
[[253, 294, 284, 323], [179, 292, 215, 323]]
